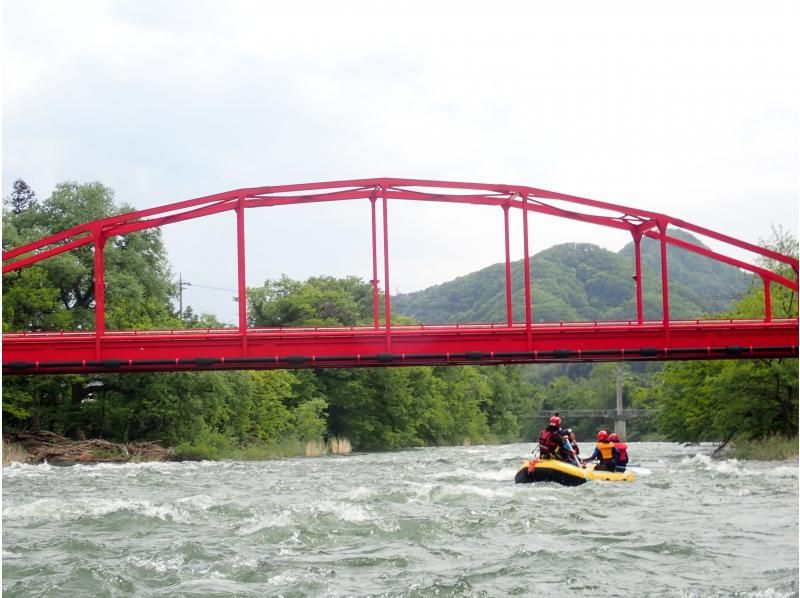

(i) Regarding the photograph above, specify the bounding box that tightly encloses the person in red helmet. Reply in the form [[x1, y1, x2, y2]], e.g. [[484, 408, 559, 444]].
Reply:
[[537, 415, 570, 462], [609, 432, 630, 472], [582, 430, 616, 471]]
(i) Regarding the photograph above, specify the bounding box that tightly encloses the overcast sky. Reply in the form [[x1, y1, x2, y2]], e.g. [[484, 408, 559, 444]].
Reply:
[[3, 0, 798, 325]]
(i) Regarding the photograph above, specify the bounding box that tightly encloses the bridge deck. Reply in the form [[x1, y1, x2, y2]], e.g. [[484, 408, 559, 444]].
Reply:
[[4, 318, 797, 374]]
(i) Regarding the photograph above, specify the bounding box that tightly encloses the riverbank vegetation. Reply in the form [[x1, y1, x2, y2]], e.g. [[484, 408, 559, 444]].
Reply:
[[727, 435, 799, 461], [2, 180, 797, 462]]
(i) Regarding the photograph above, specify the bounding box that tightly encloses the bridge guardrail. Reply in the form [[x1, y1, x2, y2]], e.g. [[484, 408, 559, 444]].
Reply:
[[540, 409, 654, 420]]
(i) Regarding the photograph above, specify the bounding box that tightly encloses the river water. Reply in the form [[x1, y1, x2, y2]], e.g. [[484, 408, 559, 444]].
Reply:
[[2, 442, 798, 597]]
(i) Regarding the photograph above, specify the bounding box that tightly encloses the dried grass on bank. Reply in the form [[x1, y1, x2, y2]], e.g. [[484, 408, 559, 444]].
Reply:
[[728, 435, 799, 461], [304, 437, 352, 457], [2, 440, 31, 466], [327, 436, 352, 455]]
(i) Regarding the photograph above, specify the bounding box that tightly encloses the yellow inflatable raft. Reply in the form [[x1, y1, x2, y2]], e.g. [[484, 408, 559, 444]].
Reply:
[[515, 459, 635, 486]]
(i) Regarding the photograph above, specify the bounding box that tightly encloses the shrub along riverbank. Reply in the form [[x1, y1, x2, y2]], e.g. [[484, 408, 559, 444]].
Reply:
[[727, 435, 799, 461], [1, 431, 355, 465], [4, 432, 798, 466]]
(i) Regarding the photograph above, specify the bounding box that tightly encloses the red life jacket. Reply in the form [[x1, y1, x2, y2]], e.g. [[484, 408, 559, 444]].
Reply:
[[538, 427, 560, 456], [614, 442, 629, 463]]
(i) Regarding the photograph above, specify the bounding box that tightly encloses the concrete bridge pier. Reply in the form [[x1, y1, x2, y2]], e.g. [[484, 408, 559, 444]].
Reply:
[[614, 365, 627, 440]]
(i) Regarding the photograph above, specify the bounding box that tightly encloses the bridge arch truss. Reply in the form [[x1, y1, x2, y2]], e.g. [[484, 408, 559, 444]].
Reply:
[[3, 178, 798, 374]]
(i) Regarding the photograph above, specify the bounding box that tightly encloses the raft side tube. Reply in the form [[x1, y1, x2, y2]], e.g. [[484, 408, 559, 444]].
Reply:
[[515, 459, 635, 485]]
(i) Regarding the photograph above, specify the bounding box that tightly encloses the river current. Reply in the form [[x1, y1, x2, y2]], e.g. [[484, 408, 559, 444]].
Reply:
[[2, 442, 798, 597]]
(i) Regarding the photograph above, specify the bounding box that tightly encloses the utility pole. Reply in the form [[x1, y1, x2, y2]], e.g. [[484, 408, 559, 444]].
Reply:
[[615, 364, 627, 440], [178, 273, 191, 319]]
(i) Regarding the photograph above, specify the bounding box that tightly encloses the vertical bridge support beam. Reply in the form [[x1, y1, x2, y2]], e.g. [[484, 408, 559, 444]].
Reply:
[[632, 230, 644, 324], [93, 230, 107, 359], [236, 198, 248, 354], [522, 195, 532, 348], [658, 219, 670, 342], [503, 204, 513, 327], [763, 276, 772, 322], [370, 194, 380, 329], [381, 185, 392, 350]]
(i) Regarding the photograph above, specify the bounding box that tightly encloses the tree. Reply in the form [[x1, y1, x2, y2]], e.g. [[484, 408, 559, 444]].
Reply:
[[651, 227, 798, 442], [2, 181, 180, 432], [3, 181, 177, 331], [7, 179, 36, 214], [248, 275, 375, 327]]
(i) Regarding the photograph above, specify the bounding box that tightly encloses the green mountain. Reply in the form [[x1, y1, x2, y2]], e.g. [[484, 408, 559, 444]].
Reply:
[[392, 231, 753, 324]]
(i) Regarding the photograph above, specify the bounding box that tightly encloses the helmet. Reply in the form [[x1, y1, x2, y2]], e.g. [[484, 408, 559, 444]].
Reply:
[[549, 416, 562, 427], [609, 433, 620, 442], [597, 430, 609, 442], [561, 428, 572, 436]]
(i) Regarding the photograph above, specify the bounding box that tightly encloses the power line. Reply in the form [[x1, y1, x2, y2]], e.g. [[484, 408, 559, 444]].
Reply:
[[183, 282, 237, 293], [177, 273, 237, 318]]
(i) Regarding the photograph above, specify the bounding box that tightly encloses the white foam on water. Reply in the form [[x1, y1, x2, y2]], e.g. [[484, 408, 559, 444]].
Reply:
[[472, 467, 519, 481], [3, 497, 193, 523], [433, 483, 515, 500], [432, 466, 518, 482], [681, 454, 748, 476], [176, 494, 219, 510], [681, 454, 799, 479], [344, 486, 375, 500], [680, 589, 796, 598], [1, 461, 54, 478], [428, 466, 479, 479], [236, 508, 296, 535], [743, 589, 796, 598], [627, 466, 652, 475], [268, 570, 298, 586], [313, 500, 372, 523], [406, 481, 436, 502], [771, 465, 799, 478], [127, 553, 185, 574]]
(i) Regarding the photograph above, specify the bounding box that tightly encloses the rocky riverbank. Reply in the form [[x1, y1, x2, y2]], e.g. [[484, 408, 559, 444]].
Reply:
[[2, 431, 169, 465]]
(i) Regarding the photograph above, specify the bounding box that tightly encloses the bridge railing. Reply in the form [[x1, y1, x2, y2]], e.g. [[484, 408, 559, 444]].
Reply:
[[540, 409, 655, 420], [3, 317, 796, 339]]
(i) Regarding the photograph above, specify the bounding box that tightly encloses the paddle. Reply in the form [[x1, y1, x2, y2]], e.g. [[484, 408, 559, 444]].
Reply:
[[562, 437, 589, 482]]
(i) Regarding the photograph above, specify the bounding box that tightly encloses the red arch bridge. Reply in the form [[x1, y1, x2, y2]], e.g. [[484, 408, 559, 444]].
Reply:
[[3, 178, 797, 375]]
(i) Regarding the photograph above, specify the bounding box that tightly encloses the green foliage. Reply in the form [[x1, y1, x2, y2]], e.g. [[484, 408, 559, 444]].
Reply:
[[3, 181, 177, 332], [291, 397, 328, 442], [649, 227, 798, 443], [171, 424, 237, 460], [248, 275, 375, 327], [728, 435, 799, 460]]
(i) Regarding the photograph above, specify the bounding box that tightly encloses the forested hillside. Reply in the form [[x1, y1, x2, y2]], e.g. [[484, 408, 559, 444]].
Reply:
[[392, 231, 753, 324]]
